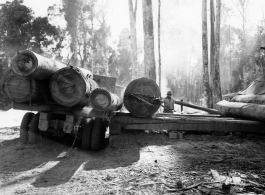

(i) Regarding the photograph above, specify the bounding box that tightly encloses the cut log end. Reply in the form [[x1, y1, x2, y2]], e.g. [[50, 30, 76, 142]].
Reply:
[[90, 88, 111, 111], [11, 50, 38, 76], [124, 77, 161, 118], [50, 68, 86, 107], [2, 70, 35, 102]]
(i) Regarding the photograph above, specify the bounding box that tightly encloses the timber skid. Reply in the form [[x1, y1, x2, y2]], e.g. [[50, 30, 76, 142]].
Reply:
[[109, 112, 265, 135]]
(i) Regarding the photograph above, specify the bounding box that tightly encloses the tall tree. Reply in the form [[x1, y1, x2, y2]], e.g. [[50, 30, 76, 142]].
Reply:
[[202, 0, 212, 108], [142, 0, 156, 81], [62, 0, 84, 66], [210, 0, 215, 89], [213, 0, 222, 105], [158, 0, 161, 89], [128, 0, 138, 80]]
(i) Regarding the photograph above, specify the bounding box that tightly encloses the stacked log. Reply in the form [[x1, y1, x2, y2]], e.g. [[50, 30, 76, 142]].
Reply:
[[90, 88, 123, 112], [124, 77, 161, 118], [50, 66, 97, 107], [2, 69, 51, 103], [11, 50, 66, 80]]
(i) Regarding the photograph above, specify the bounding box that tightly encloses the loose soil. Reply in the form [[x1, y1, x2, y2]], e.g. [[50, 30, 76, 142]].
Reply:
[[0, 127, 265, 195]]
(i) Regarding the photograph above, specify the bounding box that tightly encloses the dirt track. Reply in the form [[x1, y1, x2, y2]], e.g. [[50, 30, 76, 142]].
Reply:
[[0, 127, 265, 195]]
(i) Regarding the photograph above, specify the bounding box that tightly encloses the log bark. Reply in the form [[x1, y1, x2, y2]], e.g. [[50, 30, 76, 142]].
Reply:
[[2, 69, 51, 103], [11, 50, 66, 80], [50, 66, 96, 107], [124, 77, 161, 117], [216, 100, 265, 121], [90, 88, 123, 112], [231, 94, 265, 104]]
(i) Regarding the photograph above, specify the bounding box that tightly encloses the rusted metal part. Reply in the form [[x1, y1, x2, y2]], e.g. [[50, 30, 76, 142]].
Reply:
[[89, 88, 123, 112], [124, 77, 161, 118], [50, 66, 96, 107], [2, 69, 51, 103], [11, 50, 66, 80]]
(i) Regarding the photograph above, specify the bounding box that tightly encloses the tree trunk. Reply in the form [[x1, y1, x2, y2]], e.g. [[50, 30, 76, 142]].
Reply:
[[202, 0, 213, 108], [128, 0, 138, 80], [142, 0, 156, 81], [213, 0, 222, 107], [158, 0, 161, 89], [210, 0, 215, 89]]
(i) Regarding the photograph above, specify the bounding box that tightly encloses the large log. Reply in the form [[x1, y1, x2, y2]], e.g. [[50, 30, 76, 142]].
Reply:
[[50, 66, 96, 107], [2, 69, 51, 103], [216, 100, 265, 121], [231, 94, 265, 104], [11, 50, 66, 80], [124, 77, 161, 117], [90, 88, 123, 112]]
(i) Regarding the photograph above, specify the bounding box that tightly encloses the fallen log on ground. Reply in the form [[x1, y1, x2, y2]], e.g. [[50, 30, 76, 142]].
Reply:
[[89, 88, 123, 112], [2, 69, 51, 103], [11, 50, 66, 80], [216, 100, 265, 121], [174, 100, 221, 115], [50, 66, 96, 107], [124, 77, 161, 118]]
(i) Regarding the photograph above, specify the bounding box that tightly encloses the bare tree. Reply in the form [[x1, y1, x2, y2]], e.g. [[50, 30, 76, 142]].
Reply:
[[128, 0, 138, 80], [213, 0, 222, 106], [158, 0, 161, 89], [202, 0, 213, 108], [142, 0, 156, 81]]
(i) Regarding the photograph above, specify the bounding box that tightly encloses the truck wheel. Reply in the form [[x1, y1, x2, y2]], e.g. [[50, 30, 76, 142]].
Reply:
[[28, 113, 40, 144], [20, 112, 35, 144], [91, 118, 106, 151], [81, 118, 93, 150]]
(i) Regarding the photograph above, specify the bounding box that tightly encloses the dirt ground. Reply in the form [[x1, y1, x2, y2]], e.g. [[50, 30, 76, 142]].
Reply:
[[0, 127, 265, 195]]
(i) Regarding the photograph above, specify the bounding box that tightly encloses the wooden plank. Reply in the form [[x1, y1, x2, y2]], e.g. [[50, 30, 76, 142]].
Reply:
[[123, 120, 265, 133]]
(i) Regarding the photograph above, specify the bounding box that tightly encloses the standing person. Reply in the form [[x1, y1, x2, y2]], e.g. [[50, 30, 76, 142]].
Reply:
[[163, 91, 175, 113]]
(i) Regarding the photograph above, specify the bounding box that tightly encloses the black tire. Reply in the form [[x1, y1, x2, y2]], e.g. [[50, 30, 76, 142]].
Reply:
[[91, 118, 106, 151], [20, 112, 35, 144], [28, 113, 40, 144], [81, 118, 93, 150]]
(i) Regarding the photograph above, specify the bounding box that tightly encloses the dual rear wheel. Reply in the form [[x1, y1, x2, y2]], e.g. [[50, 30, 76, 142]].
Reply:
[[19, 112, 108, 150]]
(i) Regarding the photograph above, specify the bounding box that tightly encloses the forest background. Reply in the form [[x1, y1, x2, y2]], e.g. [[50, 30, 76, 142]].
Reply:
[[0, 0, 265, 109]]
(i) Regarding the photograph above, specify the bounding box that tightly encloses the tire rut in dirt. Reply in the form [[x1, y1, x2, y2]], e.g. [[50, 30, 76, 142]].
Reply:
[[20, 112, 35, 144], [91, 118, 107, 151], [28, 113, 40, 144], [81, 118, 93, 150]]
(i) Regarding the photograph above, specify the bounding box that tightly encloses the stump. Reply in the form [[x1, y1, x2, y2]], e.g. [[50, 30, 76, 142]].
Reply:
[[11, 50, 66, 80], [90, 88, 123, 112], [2, 69, 51, 103], [50, 66, 96, 107], [124, 77, 161, 117]]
